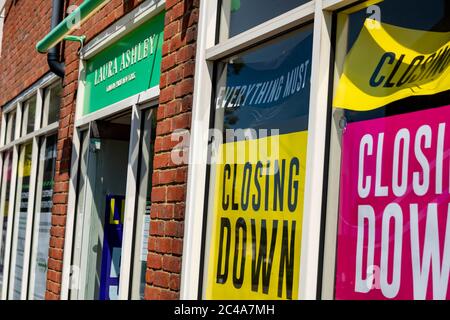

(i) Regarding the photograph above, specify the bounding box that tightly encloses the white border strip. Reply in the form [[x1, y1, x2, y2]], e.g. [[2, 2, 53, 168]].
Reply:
[[298, 1, 333, 299], [179, 0, 218, 300]]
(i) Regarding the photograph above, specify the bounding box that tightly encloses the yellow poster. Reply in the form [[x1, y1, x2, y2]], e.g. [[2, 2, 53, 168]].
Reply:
[[205, 131, 307, 300], [334, 19, 450, 111], [19, 144, 33, 178]]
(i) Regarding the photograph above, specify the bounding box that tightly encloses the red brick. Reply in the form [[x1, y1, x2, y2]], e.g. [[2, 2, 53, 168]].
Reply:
[[160, 289, 179, 300], [151, 186, 167, 203], [147, 253, 162, 270], [150, 220, 165, 236], [167, 185, 186, 202], [153, 270, 170, 288], [145, 286, 161, 300], [162, 255, 182, 273], [169, 274, 181, 291]]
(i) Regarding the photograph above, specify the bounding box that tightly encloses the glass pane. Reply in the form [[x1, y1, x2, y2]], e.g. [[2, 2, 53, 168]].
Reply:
[[204, 25, 313, 300], [5, 111, 16, 144], [27, 97, 37, 134], [22, 96, 37, 136], [44, 83, 62, 126], [31, 135, 57, 300], [218, 0, 311, 41], [0, 150, 13, 289], [131, 109, 156, 300], [10, 112, 16, 143], [11, 142, 33, 299], [328, 0, 450, 300]]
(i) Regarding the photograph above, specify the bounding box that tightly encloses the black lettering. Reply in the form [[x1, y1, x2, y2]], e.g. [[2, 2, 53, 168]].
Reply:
[[384, 54, 405, 87], [251, 219, 278, 294], [288, 158, 300, 212], [421, 49, 444, 80], [231, 163, 239, 210], [278, 220, 296, 300], [265, 161, 270, 211], [370, 52, 395, 87], [222, 164, 231, 210], [252, 161, 263, 211], [428, 46, 450, 78], [439, 47, 450, 73], [241, 162, 252, 211], [415, 53, 436, 81], [396, 55, 424, 87], [273, 160, 286, 211], [233, 218, 247, 289], [216, 217, 231, 284]]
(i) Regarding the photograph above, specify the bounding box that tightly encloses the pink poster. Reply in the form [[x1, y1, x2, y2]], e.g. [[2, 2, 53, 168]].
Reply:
[[336, 105, 450, 300]]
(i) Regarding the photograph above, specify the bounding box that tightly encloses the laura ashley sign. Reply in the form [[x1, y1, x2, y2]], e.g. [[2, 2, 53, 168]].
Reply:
[[93, 34, 156, 89], [83, 12, 164, 115]]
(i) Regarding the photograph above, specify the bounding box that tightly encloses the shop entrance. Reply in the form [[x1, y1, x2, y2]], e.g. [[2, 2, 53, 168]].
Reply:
[[70, 107, 156, 300], [83, 113, 131, 300]]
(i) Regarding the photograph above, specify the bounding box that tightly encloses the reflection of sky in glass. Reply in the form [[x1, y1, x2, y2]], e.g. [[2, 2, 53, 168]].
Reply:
[[225, 0, 311, 38], [219, 25, 313, 138]]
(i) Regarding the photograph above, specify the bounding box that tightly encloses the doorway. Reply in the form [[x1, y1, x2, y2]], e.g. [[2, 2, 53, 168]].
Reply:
[[69, 106, 157, 300], [77, 113, 131, 300]]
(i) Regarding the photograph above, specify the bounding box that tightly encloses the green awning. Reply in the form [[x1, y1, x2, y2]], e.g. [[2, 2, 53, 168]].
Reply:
[[36, 0, 109, 53]]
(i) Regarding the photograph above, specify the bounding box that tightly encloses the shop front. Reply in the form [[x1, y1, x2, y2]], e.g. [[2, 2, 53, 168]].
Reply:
[[61, 4, 164, 300], [182, 0, 450, 300], [0, 75, 62, 300]]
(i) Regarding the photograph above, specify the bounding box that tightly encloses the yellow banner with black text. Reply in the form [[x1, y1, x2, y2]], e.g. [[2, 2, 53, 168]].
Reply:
[[205, 131, 307, 300], [334, 19, 450, 111]]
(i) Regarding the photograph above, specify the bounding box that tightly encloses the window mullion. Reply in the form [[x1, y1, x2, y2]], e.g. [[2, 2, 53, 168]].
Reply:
[[19, 136, 40, 299]]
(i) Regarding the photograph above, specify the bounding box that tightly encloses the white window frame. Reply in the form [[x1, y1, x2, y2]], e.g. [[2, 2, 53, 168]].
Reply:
[[0, 74, 61, 300], [61, 0, 165, 300], [181, 0, 361, 300]]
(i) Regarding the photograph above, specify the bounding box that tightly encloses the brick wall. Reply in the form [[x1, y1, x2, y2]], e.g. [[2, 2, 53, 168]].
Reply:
[[45, 0, 149, 300], [0, 0, 198, 300], [45, 0, 199, 300], [145, 0, 198, 300], [0, 0, 51, 106]]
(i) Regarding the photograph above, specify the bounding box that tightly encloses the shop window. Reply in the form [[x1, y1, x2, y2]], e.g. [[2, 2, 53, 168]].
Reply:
[[21, 95, 37, 136], [0, 78, 60, 300], [326, 0, 450, 300], [218, 0, 311, 41], [29, 134, 57, 300], [43, 82, 62, 127], [10, 142, 33, 299], [0, 150, 13, 290], [203, 24, 313, 300]]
